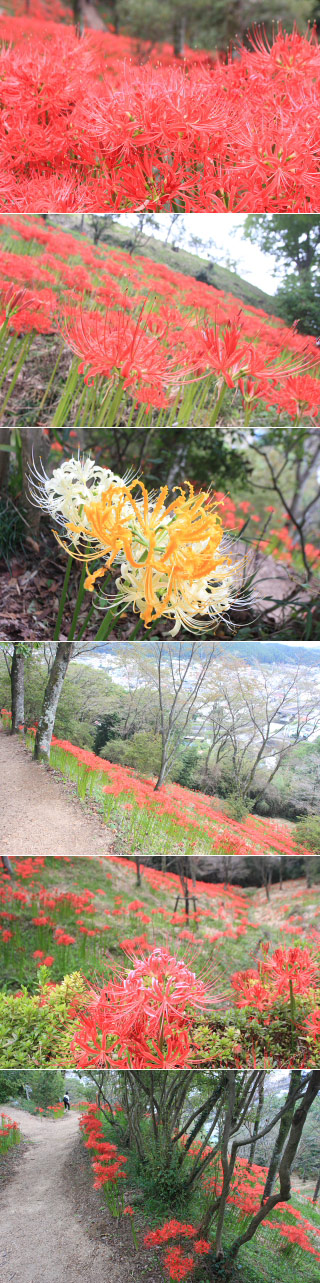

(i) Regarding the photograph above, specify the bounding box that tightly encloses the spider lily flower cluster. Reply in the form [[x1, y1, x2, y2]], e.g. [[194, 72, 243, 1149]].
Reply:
[[232, 944, 319, 1010], [144, 1223, 211, 1280], [29, 454, 241, 636], [2, 22, 320, 211], [0, 1113, 21, 1154], [71, 946, 219, 1069]]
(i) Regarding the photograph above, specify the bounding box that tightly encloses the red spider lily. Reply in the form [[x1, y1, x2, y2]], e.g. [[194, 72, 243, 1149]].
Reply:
[[163, 1247, 195, 1279], [71, 946, 220, 1069], [304, 1008, 320, 1040], [232, 945, 319, 1010], [144, 1222, 211, 1280], [58, 307, 179, 408], [54, 928, 76, 946]]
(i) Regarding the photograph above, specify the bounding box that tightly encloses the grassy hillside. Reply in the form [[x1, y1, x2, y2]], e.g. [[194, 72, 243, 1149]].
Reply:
[[52, 214, 276, 313]]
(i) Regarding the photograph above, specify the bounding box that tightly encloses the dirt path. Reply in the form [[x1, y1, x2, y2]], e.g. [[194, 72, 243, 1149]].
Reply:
[[0, 1107, 124, 1283], [0, 730, 113, 855]]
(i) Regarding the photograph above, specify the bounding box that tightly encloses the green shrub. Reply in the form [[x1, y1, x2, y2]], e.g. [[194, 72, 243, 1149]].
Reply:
[[101, 731, 163, 776], [294, 816, 320, 853], [224, 793, 249, 822], [0, 972, 85, 1068]]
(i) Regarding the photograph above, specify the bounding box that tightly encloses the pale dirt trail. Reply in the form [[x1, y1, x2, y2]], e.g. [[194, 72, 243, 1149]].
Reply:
[[0, 1107, 124, 1283], [0, 729, 113, 855]]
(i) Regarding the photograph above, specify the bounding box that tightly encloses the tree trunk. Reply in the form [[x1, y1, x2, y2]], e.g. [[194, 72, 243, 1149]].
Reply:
[[305, 858, 313, 888], [313, 1168, 320, 1203], [173, 15, 186, 57], [227, 1072, 320, 1263], [1, 856, 14, 876], [135, 858, 141, 887], [34, 643, 73, 763], [0, 429, 10, 492], [262, 1071, 301, 1200], [248, 1079, 264, 1168], [154, 757, 167, 790], [11, 646, 25, 733], [20, 429, 50, 533]]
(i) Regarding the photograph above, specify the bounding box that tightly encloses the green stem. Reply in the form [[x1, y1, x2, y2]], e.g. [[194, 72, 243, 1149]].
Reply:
[[77, 603, 96, 640], [0, 318, 9, 356], [0, 333, 33, 416], [128, 617, 144, 639], [289, 978, 296, 1053], [37, 344, 64, 417], [0, 334, 20, 389], [209, 381, 228, 426], [67, 563, 88, 640], [95, 606, 118, 640], [96, 377, 124, 426], [53, 555, 73, 641], [52, 357, 81, 426]]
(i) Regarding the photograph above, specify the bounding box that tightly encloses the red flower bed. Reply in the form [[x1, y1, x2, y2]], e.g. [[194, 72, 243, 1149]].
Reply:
[[0, 24, 320, 211]]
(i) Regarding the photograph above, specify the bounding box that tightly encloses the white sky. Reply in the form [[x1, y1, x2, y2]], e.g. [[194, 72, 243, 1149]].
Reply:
[[118, 214, 279, 295]]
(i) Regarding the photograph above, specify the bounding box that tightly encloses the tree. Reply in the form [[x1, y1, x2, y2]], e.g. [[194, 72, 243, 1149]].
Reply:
[[1, 642, 30, 733], [1, 857, 14, 876], [247, 856, 281, 902], [262, 1070, 302, 1200], [93, 712, 120, 755], [34, 643, 73, 763], [242, 428, 320, 582], [201, 655, 320, 813], [103, 0, 310, 55], [10, 645, 25, 733], [245, 215, 320, 278], [137, 642, 215, 790], [0, 1071, 27, 1103], [245, 216, 320, 334], [88, 1069, 320, 1275], [30, 1071, 65, 1109]]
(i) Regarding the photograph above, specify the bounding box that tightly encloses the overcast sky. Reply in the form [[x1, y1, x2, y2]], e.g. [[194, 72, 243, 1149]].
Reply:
[[118, 214, 279, 295]]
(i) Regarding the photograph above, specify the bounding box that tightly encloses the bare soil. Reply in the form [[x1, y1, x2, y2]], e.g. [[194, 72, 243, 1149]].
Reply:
[[0, 729, 113, 855], [0, 1107, 162, 1283]]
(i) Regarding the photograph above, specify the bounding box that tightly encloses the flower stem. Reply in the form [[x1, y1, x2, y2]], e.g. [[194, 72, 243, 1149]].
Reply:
[[0, 332, 33, 416], [77, 603, 96, 640], [95, 606, 118, 640], [67, 563, 88, 640], [289, 978, 296, 1053], [53, 555, 73, 641], [209, 381, 228, 426], [37, 344, 64, 417], [96, 377, 124, 426]]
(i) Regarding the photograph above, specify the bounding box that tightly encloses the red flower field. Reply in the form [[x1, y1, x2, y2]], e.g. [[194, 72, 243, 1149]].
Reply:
[[0, 216, 319, 425], [0, 20, 320, 213]]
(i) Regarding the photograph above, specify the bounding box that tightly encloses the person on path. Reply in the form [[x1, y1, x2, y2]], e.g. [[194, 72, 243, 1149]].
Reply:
[[63, 1093, 70, 1112]]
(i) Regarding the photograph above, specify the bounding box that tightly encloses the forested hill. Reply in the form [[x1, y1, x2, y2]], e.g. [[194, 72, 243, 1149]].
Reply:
[[99, 642, 319, 668], [217, 643, 320, 667]]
